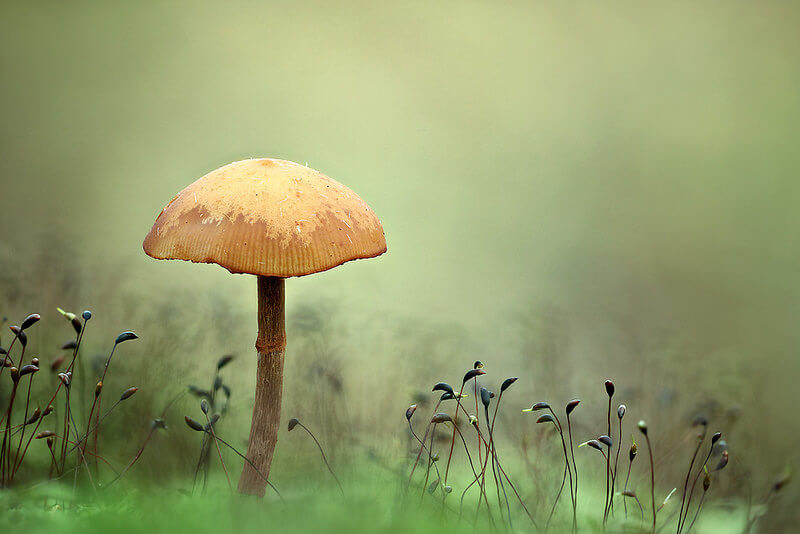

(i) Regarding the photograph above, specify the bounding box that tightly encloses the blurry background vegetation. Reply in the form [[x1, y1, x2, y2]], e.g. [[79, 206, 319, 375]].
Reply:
[[1, 0, 798, 530]]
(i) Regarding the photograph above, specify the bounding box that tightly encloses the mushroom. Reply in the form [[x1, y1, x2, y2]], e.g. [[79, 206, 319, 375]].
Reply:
[[143, 158, 386, 495]]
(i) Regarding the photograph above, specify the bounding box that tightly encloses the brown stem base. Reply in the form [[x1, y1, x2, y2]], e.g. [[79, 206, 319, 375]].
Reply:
[[238, 276, 285, 496]]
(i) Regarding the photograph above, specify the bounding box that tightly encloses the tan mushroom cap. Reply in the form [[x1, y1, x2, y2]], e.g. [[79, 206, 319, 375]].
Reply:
[[143, 158, 387, 277]]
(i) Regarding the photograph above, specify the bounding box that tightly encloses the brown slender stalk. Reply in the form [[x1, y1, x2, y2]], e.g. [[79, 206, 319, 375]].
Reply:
[[407, 398, 442, 488], [443, 383, 466, 485], [460, 422, 492, 518], [612, 413, 623, 518], [475, 379, 482, 469], [487, 394, 512, 528], [238, 276, 285, 496], [604, 396, 612, 525], [81, 343, 120, 470], [679, 440, 717, 534], [204, 413, 231, 491], [13, 371, 36, 469], [410, 423, 444, 500], [408, 419, 443, 489], [1, 377, 20, 484], [295, 421, 343, 495], [643, 430, 656, 533], [623, 452, 634, 518], [677, 436, 704, 532], [422, 424, 438, 500], [566, 409, 579, 532], [107, 424, 158, 487], [543, 409, 572, 533], [107, 390, 185, 487]]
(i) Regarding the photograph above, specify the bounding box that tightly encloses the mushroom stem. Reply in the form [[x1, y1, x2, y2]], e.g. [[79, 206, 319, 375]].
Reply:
[[238, 275, 286, 496]]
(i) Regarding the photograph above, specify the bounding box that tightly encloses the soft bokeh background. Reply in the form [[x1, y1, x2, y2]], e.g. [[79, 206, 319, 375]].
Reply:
[[1, 1, 798, 530]]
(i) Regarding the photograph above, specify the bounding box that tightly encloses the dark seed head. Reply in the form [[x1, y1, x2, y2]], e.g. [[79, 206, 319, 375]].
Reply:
[[42, 405, 53, 417], [221, 384, 231, 398], [617, 404, 626, 419], [21, 314, 41, 330], [17, 330, 28, 347], [184, 416, 205, 432], [535, 414, 555, 424], [120, 387, 138, 401], [711, 432, 722, 445], [598, 435, 613, 448], [586, 439, 603, 451], [95, 381, 103, 396], [622, 489, 637, 498], [31, 357, 39, 366], [406, 404, 417, 421], [0, 347, 6, 355], [703, 473, 711, 492], [216, 354, 234, 370], [473, 361, 484, 369], [500, 377, 518, 392], [566, 399, 581, 415], [200, 399, 209, 414], [36, 431, 57, 439], [19, 364, 39, 376], [10, 366, 20, 383], [431, 413, 453, 424], [46, 436, 54, 448], [715, 450, 729, 471], [10, 325, 21, 336], [605, 380, 615, 398], [213, 376, 223, 391], [61, 340, 77, 350], [25, 408, 41, 425], [288, 418, 299, 431], [71, 317, 82, 335], [480, 387, 492, 409], [115, 331, 138, 344], [462, 369, 486, 384], [432, 382, 454, 395], [630, 441, 638, 461], [82, 310, 92, 321]]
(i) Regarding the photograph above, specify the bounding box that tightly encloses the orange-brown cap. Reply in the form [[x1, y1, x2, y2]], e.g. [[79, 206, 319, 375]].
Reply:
[[143, 159, 386, 277]]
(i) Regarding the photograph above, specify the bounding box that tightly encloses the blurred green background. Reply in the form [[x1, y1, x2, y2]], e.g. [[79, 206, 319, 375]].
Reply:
[[1, 0, 798, 530]]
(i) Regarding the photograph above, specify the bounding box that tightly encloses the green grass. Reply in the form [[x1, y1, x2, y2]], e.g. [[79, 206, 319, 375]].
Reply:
[[0, 465, 748, 534]]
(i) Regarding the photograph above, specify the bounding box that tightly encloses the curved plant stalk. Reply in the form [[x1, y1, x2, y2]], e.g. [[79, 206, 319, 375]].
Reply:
[[406, 398, 443, 488], [291, 419, 343, 495], [677, 434, 705, 531]]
